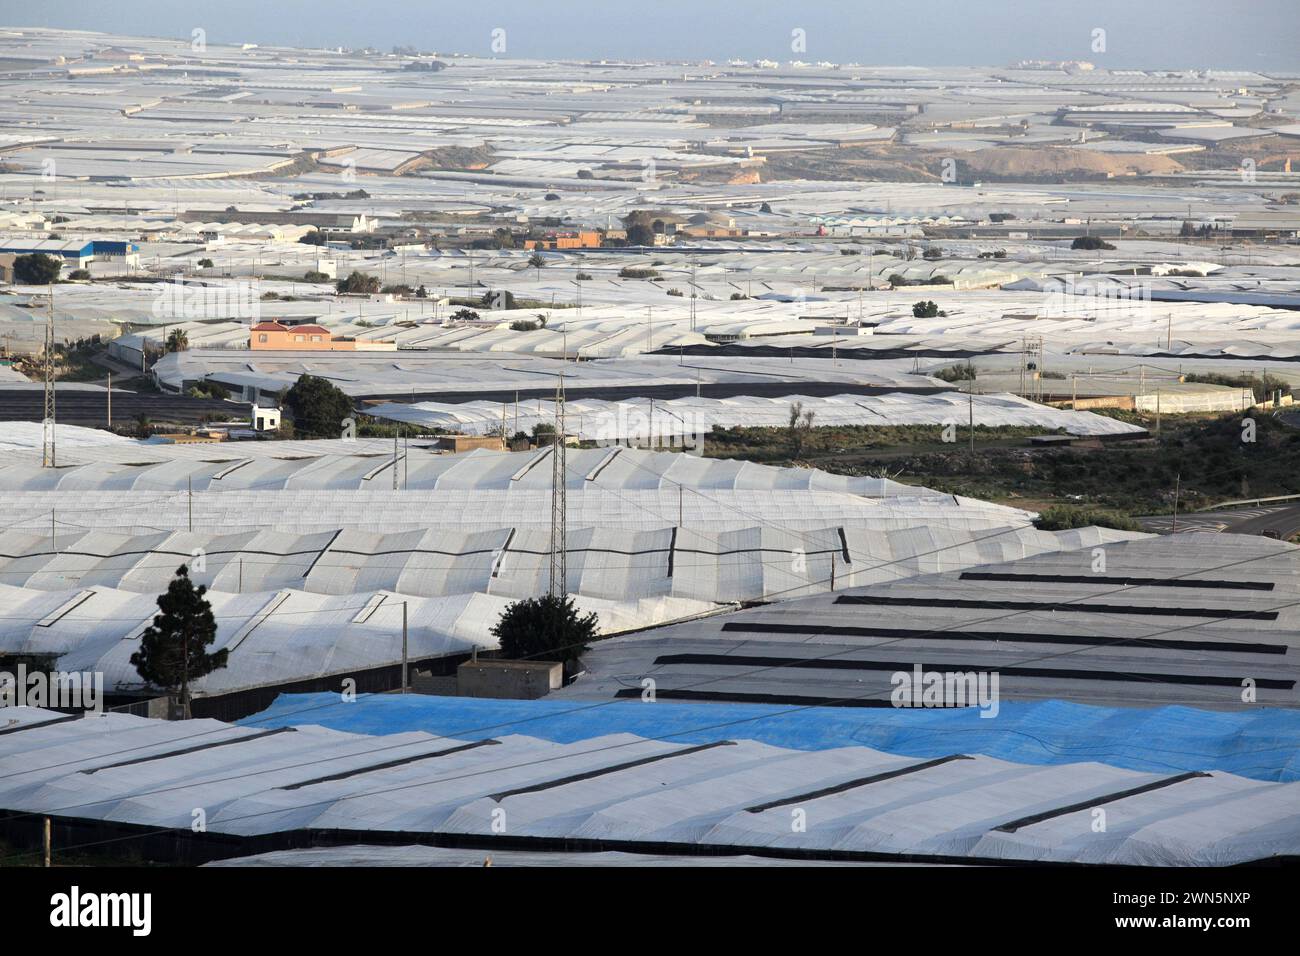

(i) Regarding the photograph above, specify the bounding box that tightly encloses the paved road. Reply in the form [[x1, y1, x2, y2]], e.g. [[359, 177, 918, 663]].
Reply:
[[1139, 503, 1300, 538]]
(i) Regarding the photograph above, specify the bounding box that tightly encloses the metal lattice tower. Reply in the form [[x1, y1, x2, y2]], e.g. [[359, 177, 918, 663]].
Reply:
[[548, 369, 567, 597], [42, 283, 56, 468]]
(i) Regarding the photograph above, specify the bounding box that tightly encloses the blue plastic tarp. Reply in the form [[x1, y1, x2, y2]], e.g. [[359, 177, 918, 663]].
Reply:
[[240, 693, 1300, 782]]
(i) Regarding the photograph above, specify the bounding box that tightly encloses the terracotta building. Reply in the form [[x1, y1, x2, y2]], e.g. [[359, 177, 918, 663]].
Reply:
[[250, 321, 355, 351]]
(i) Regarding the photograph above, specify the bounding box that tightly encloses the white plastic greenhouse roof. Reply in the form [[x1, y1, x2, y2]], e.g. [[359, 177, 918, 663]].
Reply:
[[0, 444, 943, 496], [3, 488, 1031, 537], [0, 584, 714, 697], [1, 708, 1294, 865], [560, 532, 1300, 711], [153, 351, 945, 399], [367, 392, 1146, 439], [0, 523, 1131, 602], [207, 846, 874, 866]]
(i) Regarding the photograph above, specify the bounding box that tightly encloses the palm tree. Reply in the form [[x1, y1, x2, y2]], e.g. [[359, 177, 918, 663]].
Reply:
[[166, 328, 189, 353], [528, 251, 546, 282]]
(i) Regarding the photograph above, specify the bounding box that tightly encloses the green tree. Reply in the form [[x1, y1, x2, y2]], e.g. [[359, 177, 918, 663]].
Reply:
[[528, 251, 546, 280], [130, 565, 228, 717], [490, 593, 598, 664], [282, 372, 354, 438], [166, 328, 189, 352], [788, 401, 816, 459], [912, 300, 940, 318], [626, 222, 655, 246], [336, 270, 381, 294], [197, 258, 215, 268], [13, 253, 62, 285]]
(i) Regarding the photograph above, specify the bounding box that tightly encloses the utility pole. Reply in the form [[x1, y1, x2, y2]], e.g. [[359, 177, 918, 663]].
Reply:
[[393, 434, 399, 490], [689, 259, 697, 331], [1172, 472, 1181, 533], [548, 368, 567, 597], [42, 283, 56, 468], [107, 371, 112, 428], [968, 379, 975, 454], [401, 601, 408, 694], [188, 475, 193, 532], [1018, 335, 1027, 397]]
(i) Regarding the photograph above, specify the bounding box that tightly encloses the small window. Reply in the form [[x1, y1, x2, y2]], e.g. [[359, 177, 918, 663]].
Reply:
[[294, 335, 305, 342], [310, 335, 321, 342], [258, 334, 267, 343]]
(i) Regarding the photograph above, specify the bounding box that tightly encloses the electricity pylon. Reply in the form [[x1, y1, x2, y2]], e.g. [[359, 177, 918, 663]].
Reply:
[[548, 368, 567, 597]]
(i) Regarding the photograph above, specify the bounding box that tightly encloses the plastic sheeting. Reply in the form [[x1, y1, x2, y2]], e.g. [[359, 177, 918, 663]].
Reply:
[[244, 694, 1300, 782], [562, 532, 1300, 711], [367, 391, 1147, 439], [0, 585, 712, 696], [0, 707, 1295, 865], [0, 488, 1033, 536], [0, 444, 942, 495]]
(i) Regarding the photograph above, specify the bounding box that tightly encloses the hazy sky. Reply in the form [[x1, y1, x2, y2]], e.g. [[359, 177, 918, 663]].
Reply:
[[4, 0, 1299, 70]]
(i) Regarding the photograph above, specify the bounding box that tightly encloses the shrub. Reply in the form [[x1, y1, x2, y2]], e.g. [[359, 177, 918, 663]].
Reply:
[[1071, 236, 1115, 251], [490, 594, 598, 665], [1033, 506, 1142, 532]]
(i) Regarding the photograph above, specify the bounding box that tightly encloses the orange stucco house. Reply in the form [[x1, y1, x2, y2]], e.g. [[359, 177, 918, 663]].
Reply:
[[249, 321, 356, 351]]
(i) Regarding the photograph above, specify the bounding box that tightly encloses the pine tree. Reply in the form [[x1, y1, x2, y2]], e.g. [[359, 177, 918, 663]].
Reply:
[[131, 565, 228, 717]]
